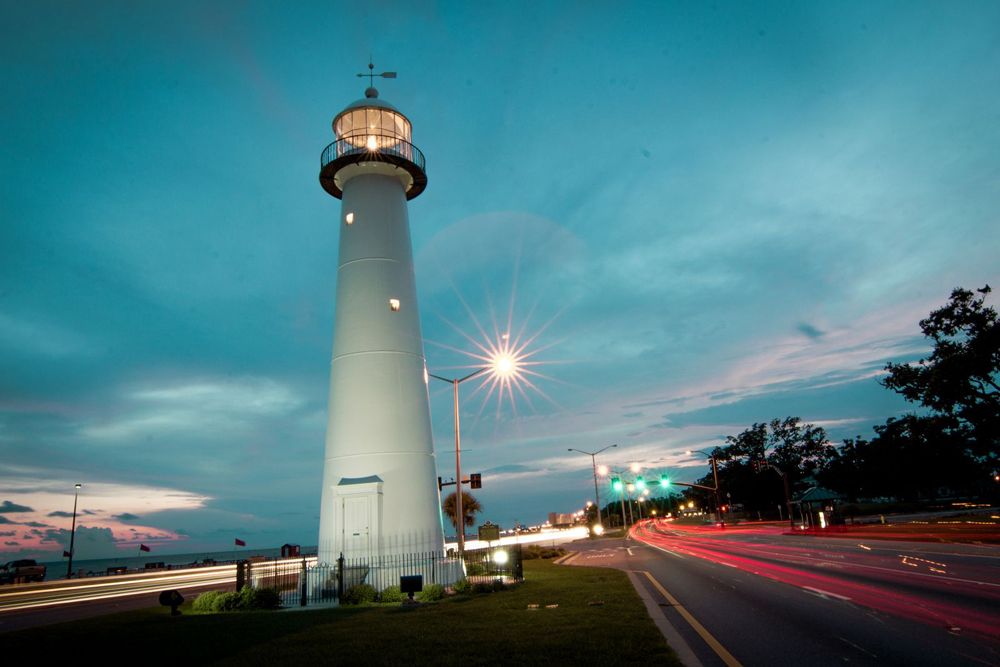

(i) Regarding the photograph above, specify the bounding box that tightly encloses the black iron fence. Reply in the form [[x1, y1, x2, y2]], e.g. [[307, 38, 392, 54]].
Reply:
[[244, 544, 523, 608]]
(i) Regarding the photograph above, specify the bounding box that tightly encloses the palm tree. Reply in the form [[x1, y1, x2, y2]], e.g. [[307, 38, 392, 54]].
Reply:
[[442, 491, 483, 534]]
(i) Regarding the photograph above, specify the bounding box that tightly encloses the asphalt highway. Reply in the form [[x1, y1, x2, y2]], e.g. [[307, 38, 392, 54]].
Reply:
[[0, 562, 255, 632], [565, 520, 1000, 666]]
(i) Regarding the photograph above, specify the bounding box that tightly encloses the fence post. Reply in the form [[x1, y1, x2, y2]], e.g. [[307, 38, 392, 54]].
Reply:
[[337, 552, 345, 601], [515, 544, 523, 581], [300, 557, 307, 607]]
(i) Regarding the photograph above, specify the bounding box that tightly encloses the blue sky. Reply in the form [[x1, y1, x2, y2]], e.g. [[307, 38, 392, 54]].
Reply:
[[2, 1, 998, 559]]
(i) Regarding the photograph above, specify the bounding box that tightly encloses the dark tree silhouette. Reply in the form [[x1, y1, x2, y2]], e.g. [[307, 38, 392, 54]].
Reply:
[[882, 285, 998, 464], [442, 491, 483, 533]]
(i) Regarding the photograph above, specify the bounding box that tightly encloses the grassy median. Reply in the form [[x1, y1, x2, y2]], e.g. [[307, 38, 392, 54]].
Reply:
[[5, 559, 679, 665]]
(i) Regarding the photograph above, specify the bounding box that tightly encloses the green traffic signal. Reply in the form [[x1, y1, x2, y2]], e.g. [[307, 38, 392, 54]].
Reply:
[[611, 477, 623, 492], [660, 475, 669, 487], [635, 476, 645, 491]]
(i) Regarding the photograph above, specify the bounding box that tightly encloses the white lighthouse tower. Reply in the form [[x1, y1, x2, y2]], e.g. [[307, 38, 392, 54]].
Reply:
[[316, 70, 442, 564]]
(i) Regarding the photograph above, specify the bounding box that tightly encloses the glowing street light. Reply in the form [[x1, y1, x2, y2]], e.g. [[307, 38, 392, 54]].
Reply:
[[66, 483, 82, 579], [430, 349, 521, 553], [568, 444, 617, 532]]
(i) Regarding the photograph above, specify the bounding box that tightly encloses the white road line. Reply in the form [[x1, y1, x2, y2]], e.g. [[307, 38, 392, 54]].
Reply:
[[643, 541, 687, 559], [802, 586, 852, 602], [836, 636, 878, 658]]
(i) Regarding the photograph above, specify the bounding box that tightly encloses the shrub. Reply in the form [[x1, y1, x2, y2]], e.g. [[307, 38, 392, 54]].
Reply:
[[341, 583, 377, 605], [417, 583, 445, 602], [192, 591, 226, 612], [522, 545, 566, 560], [192, 587, 281, 612], [452, 578, 471, 594], [238, 586, 281, 610], [491, 578, 506, 592], [378, 585, 404, 603], [472, 581, 494, 594]]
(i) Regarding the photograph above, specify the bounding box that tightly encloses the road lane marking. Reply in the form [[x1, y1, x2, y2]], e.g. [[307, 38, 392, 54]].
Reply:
[[836, 636, 877, 658], [641, 571, 743, 667], [802, 586, 852, 602], [641, 541, 686, 559], [627, 547, 634, 556]]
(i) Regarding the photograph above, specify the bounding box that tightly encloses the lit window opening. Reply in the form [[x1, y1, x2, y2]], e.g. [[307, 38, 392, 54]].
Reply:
[[389, 299, 401, 312], [345, 212, 354, 225]]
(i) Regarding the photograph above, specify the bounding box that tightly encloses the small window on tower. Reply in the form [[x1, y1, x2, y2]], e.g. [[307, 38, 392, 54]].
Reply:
[[345, 212, 354, 225], [389, 299, 401, 312]]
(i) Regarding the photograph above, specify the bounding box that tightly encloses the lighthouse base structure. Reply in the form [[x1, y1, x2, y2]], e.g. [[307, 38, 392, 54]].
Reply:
[[317, 172, 445, 567]]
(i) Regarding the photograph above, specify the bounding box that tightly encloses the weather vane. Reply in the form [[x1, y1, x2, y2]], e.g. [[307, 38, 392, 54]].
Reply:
[[357, 58, 397, 87]]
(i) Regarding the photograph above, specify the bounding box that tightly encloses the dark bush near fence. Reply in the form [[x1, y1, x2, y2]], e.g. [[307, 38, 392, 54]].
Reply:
[[192, 587, 281, 612], [417, 583, 446, 601], [520, 545, 566, 560], [378, 585, 405, 603], [341, 583, 377, 605]]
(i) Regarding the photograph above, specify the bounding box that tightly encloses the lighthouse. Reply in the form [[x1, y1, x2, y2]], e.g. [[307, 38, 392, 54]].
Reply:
[[316, 72, 442, 564]]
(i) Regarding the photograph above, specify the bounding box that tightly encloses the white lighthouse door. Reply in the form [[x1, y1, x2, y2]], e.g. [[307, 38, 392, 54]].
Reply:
[[342, 495, 371, 557]]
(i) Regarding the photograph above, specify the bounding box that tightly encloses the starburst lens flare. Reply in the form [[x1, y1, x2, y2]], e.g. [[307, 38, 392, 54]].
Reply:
[[428, 265, 566, 420], [491, 351, 518, 378]]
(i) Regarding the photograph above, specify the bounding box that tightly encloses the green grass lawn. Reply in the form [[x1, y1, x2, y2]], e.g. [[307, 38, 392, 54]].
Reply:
[[5, 560, 679, 665]]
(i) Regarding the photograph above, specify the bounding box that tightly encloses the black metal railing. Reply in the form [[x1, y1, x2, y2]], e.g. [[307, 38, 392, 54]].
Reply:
[[321, 133, 425, 173], [247, 545, 523, 608]]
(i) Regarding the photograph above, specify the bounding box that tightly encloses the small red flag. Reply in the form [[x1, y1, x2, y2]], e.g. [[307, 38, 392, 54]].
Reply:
[[139, 544, 151, 552], [234, 538, 246, 547]]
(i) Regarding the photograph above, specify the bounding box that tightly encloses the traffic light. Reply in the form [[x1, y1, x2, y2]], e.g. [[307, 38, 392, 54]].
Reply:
[[470, 473, 482, 489], [635, 476, 645, 491], [659, 474, 669, 488], [611, 477, 623, 492]]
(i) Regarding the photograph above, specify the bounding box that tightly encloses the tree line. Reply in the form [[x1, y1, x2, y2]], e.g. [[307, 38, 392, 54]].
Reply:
[[681, 286, 998, 514]]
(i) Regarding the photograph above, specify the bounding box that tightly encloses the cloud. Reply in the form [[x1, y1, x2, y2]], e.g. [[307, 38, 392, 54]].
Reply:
[[81, 377, 304, 441], [22, 522, 50, 528], [0, 517, 12, 525], [0, 500, 34, 513], [797, 323, 825, 340], [483, 464, 532, 474], [114, 513, 140, 521], [42, 526, 120, 559], [47, 511, 74, 518], [0, 531, 15, 537]]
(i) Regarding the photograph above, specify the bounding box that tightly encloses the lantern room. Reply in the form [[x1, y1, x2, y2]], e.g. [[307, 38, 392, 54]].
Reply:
[[319, 87, 427, 200]]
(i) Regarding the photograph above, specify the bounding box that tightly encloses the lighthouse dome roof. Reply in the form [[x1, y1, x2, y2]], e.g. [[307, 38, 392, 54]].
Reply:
[[339, 87, 401, 114]]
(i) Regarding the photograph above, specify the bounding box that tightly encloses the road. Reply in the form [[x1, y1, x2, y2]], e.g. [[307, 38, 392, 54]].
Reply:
[[565, 519, 1000, 666], [0, 563, 247, 632]]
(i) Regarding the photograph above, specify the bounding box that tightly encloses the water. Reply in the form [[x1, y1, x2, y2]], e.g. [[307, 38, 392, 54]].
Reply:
[[37, 546, 317, 581]]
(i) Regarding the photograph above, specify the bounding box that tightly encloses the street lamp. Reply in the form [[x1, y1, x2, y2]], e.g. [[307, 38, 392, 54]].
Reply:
[[66, 483, 82, 579], [686, 449, 722, 522], [429, 352, 519, 554], [568, 444, 617, 531]]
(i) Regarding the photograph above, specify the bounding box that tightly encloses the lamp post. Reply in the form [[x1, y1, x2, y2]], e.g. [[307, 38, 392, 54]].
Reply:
[[66, 483, 82, 579], [429, 351, 518, 554], [686, 449, 722, 522], [429, 368, 486, 555], [568, 444, 617, 531]]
